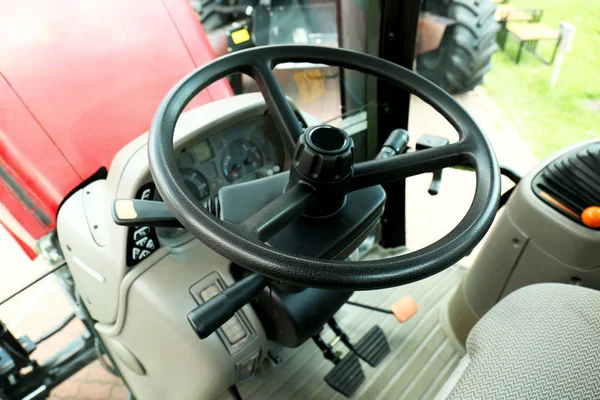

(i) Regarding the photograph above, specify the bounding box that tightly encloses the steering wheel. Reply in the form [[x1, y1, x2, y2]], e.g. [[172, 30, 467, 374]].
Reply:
[[148, 45, 500, 290]]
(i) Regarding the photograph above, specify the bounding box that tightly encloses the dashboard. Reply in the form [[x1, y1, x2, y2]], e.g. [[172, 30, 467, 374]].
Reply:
[[173, 114, 285, 203], [127, 113, 288, 265]]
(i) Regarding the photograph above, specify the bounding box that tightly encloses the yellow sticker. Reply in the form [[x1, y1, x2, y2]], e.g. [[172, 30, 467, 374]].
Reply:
[[231, 29, 251, 45]]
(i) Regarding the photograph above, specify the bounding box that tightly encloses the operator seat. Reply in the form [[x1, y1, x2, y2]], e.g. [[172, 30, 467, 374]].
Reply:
[[442, 283, 600, 399]]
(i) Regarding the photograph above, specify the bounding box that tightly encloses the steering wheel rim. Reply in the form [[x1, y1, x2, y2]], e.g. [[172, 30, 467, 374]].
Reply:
[[148, 45, 500, 290]]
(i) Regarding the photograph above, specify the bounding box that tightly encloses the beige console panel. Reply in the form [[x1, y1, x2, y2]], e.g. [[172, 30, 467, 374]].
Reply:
[[58, 93, 270, 322], [99, 239, 267, 400], [458, 140, 600, 324], [57, 94, 274, 399]]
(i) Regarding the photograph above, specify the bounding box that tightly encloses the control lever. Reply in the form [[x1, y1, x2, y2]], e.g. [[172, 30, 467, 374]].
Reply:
[[499, 166, 522, 208], [187, 274, 267, 339], [376, 129, 410, 159], [112, 198, 220, 227], [427, 170, 443, 196], [416, 135, 450, 195], [112, 199, 182, 227]]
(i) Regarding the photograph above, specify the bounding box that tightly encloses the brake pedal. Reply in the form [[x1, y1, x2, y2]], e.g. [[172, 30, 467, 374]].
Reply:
[[324, 352, 365, 398], [327, 319, 390, 367], [354, 325, 390, 367]]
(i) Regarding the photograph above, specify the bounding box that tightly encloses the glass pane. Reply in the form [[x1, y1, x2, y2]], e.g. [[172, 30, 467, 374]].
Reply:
[[266, 2, 338, 47], [205, 1, 375, 159], [204, 0, 372, 123]]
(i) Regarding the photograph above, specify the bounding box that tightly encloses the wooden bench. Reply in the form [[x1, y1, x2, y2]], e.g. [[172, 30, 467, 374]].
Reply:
[[495, 6, 544, 52], [505, 23, 561, 64], [495, 5, 536, 23]]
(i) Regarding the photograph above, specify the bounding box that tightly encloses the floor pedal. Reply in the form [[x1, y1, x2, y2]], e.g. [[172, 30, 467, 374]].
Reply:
[[324, 352, 365, 398], [354, 325, 390, 367]]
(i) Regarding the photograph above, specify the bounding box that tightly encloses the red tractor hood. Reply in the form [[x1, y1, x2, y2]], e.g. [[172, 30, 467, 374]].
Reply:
[[0, 0, 230, 243]]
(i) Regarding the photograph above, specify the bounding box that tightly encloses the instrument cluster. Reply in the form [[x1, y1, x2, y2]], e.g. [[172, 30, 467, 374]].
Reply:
[[173, 114, 285, 204]]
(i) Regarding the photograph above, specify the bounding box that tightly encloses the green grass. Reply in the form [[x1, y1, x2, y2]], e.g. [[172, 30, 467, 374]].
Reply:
[[484, 0, 600, 159]]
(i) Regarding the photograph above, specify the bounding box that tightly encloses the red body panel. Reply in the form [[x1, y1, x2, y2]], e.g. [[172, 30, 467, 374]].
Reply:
[[0, 0, 230, 250]]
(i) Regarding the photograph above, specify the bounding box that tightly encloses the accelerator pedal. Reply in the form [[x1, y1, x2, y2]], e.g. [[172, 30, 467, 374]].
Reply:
[[353, 325, 390, 367], [324, 352, 365, 398]]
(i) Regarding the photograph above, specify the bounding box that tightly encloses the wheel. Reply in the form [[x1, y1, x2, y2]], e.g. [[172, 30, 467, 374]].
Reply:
[[418, 0, 500, 94], [148, 45, 501, 289]]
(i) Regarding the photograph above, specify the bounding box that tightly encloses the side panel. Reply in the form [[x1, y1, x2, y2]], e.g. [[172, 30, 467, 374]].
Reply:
[[0, 0, 231, 245], [0, 0, 210, 179], [457, 140, 600, 323], [0, 73, 80, 240]]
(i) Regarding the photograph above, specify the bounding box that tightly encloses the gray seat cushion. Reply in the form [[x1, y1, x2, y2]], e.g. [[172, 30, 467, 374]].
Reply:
[[448, 283, 600, 399]]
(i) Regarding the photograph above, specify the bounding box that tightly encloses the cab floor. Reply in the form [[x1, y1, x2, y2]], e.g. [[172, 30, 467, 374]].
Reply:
[[234, 260, 467, 400]]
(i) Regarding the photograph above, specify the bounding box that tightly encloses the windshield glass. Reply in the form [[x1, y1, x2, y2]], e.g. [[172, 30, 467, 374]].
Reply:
[[201, 0, 374, 132]]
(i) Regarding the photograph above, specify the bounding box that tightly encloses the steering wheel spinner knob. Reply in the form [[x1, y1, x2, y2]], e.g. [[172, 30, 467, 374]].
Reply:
[[294, 125, 354, 182], [288, 125, 354, 217]]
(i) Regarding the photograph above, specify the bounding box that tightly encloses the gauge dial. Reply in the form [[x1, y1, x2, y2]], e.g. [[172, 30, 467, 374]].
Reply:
[[180, 168, 210, 200], [222, 139, 264, 182]]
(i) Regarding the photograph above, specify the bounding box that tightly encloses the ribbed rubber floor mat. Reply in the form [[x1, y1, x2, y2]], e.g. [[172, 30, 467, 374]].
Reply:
[[231, 264, 466, 400]]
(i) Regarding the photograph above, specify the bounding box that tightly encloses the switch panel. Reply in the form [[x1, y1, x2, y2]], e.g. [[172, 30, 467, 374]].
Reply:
[[126, 184, 160, 267]]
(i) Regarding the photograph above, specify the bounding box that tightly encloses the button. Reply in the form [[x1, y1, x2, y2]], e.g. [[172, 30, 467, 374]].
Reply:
[[135, 237, 149, 247], [273, 165, 281, 173], [132, 247, 141, 260], [582, 206, 600, 228], [141, 188, 152, 200], [139, 249, 151, 260], [378, 147, 396, 159], [200, 284, 221, 301], [222, 316, 247, 344], [146, 239, 155, 250], [133, 227, 149, 240]]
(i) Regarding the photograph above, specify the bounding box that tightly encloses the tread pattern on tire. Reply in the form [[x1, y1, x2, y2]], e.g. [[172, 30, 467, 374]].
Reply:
[[417, 0, 500, 94]]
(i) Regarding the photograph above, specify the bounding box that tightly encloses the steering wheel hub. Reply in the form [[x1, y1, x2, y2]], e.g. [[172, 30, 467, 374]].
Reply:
[[287, 125, 354, 217]]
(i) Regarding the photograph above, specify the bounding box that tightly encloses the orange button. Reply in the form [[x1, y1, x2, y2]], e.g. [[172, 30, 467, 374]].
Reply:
[[582, 206, 600, 228]]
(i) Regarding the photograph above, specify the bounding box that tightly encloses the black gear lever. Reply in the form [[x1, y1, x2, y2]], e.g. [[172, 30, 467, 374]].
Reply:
[[416, 135, 450, 195], [187, 274, 267, 339]]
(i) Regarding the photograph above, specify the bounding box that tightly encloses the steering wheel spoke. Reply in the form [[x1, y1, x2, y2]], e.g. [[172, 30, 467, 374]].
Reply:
[[349, 141, 472, 192], [241, 182, 316, 242], [251, 62, 304, 152]]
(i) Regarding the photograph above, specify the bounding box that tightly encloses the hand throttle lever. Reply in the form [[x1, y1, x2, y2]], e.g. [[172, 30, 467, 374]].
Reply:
[[187, 274, 267, 339]]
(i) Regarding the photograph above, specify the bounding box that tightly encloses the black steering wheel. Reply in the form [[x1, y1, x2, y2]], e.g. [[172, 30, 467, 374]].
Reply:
[[148, 45, 500, 290]]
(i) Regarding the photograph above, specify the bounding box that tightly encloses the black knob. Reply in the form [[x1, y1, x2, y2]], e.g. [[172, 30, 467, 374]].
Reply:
[[293, 125, 354, 182]]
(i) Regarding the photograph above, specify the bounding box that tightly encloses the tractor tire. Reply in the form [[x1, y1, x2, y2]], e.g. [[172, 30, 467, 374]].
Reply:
[[417, 0, 500, 94]]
